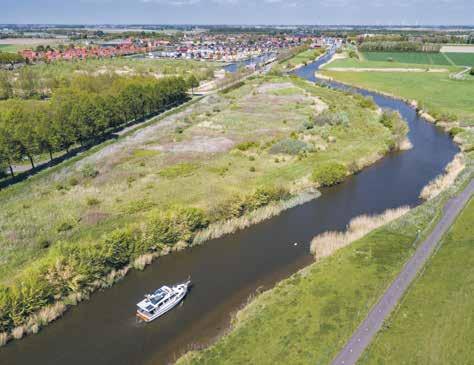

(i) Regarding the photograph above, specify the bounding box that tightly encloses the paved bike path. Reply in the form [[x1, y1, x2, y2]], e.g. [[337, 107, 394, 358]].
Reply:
[[332, 179, 474, 365]]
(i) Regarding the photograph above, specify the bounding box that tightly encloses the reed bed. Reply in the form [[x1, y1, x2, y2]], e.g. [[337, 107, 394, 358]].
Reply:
[[398, 137, 413, 151], [192, 190, 320, 245], [310, 206, 410, 260], [420, 153, 465, 200], [0, 332, 8, 346]]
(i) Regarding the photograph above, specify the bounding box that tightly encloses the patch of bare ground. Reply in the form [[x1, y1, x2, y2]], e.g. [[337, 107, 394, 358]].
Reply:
[[398, 137, 413, 151], [81, 211, 111, 225], [310, 206, 410, 260], [151, 136, 235, 153]]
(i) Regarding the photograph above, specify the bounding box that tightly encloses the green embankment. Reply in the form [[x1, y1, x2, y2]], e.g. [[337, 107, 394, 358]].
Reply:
[[360, 198, 474, 365]]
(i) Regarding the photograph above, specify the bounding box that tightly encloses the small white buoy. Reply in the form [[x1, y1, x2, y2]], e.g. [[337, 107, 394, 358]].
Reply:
[[293, 242, 298, 246]]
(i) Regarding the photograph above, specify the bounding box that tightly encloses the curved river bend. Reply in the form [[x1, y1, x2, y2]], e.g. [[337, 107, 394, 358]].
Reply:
[[0, 55, 458, 365]]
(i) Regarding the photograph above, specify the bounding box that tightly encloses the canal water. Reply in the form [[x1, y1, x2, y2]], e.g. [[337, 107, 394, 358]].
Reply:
[[0, 54, 458, 365]]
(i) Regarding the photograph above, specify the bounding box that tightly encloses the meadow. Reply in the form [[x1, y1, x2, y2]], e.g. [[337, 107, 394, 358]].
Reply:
[[279, 48, 325, 69], [360, 197, 474, 365], [362, 51, 453, 66], [321, 68, 474, 122]]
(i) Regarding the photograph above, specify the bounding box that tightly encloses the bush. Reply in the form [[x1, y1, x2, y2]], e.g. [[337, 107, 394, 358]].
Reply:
[[313, 111, 350, 127], [86, 197, 100, 206], [236, 141, 258, 151], [80, 164, 99, 178], [211, 186, 290, 221], [269, 138, 310, 155], [311, 162, 348, 187], [470, 68, 474, 76], [354, 94, 377, 110], [449, 127, 464, 137]]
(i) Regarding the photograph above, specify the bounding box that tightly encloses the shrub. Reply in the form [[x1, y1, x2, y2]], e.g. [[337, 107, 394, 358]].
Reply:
[[86, 197, 100, 206], [354, 94, 377, 110], [269, 138, 310, 155], [80, 164, 99, 178], [57, 222, 74, 232], [68, 177, 79, 187], [311, 162, 348, 187], [236, 141, 258, 151], [249, 166, 256, 172], [469, 68, 474, 76], [449, 127, 463, 137], [379, 110, 408, 145], [313, 111, 350, 126]]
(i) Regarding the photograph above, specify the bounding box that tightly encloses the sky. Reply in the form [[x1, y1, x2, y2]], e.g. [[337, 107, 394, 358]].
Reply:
[[2, 0, 474, 25]]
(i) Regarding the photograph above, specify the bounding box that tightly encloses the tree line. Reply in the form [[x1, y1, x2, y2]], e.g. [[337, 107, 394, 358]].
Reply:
[[0, 74, 189, 177], [359, 41, 441, 53]]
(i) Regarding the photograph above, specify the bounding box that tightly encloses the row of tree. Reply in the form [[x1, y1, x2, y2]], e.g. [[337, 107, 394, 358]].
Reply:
[[359, 41, 441, 53], [0, 74, 189, 177]]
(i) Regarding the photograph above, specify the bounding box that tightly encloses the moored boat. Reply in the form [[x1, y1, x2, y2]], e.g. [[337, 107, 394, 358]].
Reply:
[[136, 279, 191, 322]]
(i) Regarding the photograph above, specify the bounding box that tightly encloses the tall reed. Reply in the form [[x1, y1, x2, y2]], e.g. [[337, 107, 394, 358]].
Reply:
[[420, 153, 465, 200], [310, 206, 410, 260]]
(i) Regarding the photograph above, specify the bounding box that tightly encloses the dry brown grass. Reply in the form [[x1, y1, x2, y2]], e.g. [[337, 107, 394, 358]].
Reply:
[[193, 190, 320, 245], [132, 253, 158, 270], [0, 332, 9, 346], [398, 137, 413, 151], [420, 153, 465, 200], [11, 326, 25, 340], [310, 206, 410, 260]]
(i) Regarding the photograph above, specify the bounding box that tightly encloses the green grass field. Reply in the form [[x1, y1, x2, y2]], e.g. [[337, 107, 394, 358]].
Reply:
[[0, 75, 396, 284], [362, 52, 454, 66], [321, 69, 474, 121], [443, 52, 474, 67], [360, 198, 474, 365], [0, 44, 25, 53], [325, 57, 457, 70]]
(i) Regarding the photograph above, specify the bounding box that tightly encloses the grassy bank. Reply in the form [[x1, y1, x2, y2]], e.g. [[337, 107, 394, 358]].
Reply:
[[0, 74, 401, 342], [360, 197, 474, 365]]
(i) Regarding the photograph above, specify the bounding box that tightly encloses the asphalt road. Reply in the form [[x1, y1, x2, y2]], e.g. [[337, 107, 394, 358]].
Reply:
[[331, 178, 474, 365]]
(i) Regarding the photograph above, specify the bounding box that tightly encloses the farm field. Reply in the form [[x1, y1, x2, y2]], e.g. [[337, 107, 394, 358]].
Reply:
[[362, 52, 453, 66], [443, 52, 474, 67], [360, 198, 474, 365], [0, 75, 397, 285], [321, 68, 474, 121], [324, 57, 457, 70]]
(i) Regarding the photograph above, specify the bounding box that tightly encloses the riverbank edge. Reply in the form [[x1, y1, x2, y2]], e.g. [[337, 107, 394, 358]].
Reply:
[[175, 137, 474, 365], [0, 72, 406, 347]]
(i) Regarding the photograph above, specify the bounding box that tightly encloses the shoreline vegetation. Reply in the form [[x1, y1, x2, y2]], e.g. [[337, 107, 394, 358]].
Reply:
[[0, 63, 405, 345], [175, 51, 474, 365]]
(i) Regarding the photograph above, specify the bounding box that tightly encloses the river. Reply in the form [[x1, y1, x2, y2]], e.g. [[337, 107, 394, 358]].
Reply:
[[0, 53, 458, 365]]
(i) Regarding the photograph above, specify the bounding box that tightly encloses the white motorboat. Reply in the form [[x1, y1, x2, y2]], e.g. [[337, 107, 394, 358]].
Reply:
[[136, 279, 191, 322]]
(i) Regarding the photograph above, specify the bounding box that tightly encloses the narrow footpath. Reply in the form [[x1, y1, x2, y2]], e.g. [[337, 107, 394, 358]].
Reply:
[[331, 178, 474, 365]]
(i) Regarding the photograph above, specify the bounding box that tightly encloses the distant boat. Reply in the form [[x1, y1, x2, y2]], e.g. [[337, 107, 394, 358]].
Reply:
[[136, 279, 191, 322]]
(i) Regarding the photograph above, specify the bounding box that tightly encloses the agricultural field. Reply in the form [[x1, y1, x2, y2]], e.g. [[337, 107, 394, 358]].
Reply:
[[362, 52, 453, 66], [321, 68, 474, 122], [443, 52, 474, 67], [0, 75, 397, 287], [360, 198, 474, 365], [325, 57, 456, 70]]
